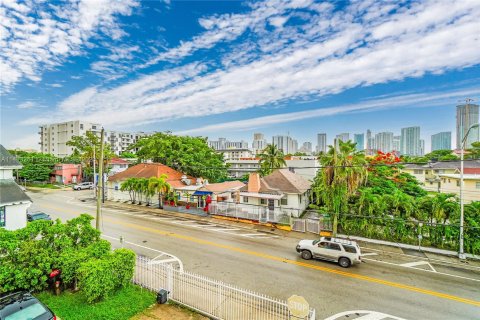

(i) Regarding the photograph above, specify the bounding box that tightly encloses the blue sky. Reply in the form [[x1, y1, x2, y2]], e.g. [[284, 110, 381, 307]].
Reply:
[[1, 0, 480, 151]]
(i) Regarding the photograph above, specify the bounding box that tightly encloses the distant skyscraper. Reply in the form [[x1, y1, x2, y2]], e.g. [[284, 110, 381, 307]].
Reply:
[[353, 133, 365, 151], [299, 142, 312, 154], [252, 133, 267, 154], [375, 132, 394, 153], [366, 129, 376, 154], [335, 133, 350, 149], [431, 132, 452, 151], [208, 138, 247, 150], [273, 135, 296, 154], [420, 139, 425, 156], [316, 133, 327, 154], [401, 126, 421, 156], [456, 103, 479, 149], [393, 136, 401, 152]]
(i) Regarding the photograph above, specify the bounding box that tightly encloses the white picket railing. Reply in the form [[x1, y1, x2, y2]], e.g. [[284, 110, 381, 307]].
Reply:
[[209, 202, 291, 224], [134, 256, 315, 320]]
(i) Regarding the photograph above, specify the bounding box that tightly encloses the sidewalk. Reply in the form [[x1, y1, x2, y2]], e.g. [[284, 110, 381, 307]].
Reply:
[[104, 200, 480, 267]]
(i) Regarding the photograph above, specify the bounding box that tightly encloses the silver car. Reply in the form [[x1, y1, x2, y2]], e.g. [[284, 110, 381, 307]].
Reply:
[[296, 237, 362, 268], [72, 182, 94, 190]]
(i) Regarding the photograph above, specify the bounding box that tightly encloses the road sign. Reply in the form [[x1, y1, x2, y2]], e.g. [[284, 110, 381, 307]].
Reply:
[[287, 295, 310, 318]]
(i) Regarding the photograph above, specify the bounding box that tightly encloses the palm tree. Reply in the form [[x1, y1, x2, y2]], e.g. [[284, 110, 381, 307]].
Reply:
[[312, 139, 368, 236], [258, 144, 286, 176], [148, 175, 171, 209], [120, 178, 137, 203]]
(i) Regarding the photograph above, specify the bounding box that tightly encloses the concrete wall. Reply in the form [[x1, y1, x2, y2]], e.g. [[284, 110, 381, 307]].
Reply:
[[4, 202, 30, 231]]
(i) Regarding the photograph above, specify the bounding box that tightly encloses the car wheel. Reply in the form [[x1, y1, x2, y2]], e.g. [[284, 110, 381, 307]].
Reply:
[[301, 250, 312, 260], [338, 257, 351, 268]]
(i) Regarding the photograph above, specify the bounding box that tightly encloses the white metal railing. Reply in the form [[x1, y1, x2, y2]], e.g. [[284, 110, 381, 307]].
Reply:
[[209, 202, 290, 224], [134, 256, 315, 320]]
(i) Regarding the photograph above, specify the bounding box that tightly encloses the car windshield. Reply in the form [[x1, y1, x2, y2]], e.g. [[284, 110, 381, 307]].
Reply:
[[312, 239, 320, 245], [32, 214, 47, 220], [4, 302, 49, 320]]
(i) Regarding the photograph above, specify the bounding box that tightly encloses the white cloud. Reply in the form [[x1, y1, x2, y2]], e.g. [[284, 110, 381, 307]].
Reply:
[[176, 87, 480, 135], [17, 100, 47, 109], [23, 0, 480, 130], [6, 133, 39, 150], [0, 0, 139, 92]]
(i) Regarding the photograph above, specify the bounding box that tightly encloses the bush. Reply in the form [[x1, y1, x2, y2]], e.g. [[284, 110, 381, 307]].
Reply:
[[77, 248, 136, 303]]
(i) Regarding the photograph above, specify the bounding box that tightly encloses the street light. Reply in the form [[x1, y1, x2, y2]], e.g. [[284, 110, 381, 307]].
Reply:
[[459, 122, 479, 260]]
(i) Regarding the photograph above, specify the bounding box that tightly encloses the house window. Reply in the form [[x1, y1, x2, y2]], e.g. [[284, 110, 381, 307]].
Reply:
[[456, 180, 460, 187], [413, 169, 423, 174], [281, 198, 288, 205], [260, 199, 266, 205], [0, 206, 5, 227], [243, 196, 248, 203], [476, 182, 480, 189]]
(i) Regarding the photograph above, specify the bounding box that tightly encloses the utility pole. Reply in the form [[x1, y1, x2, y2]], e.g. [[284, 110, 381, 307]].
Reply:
[[96, 128, 105, 230]]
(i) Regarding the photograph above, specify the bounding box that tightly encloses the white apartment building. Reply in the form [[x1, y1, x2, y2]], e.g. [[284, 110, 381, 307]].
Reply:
[[208, 138, 248, 150], [107, 131, 150, 155], [39, 120, 101, 157], [226, 159, 260, 178], [218, 148, 253, 161]]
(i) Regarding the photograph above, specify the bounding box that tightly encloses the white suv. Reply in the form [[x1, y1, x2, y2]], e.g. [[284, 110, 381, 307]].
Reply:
[[296, 237, 362, 268]]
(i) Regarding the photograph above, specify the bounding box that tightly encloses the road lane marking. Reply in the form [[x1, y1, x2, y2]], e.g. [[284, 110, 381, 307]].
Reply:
[[39, 203, 480, 307], [361, 253, 378, 257], [362, 258, 480, 283], [401, 261, 437, 272]]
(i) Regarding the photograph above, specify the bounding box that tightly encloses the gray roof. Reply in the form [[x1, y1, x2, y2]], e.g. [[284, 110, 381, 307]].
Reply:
[[0, 180, 32, 205], [0, 145, 22, 168], [262, 169, 312, 194]]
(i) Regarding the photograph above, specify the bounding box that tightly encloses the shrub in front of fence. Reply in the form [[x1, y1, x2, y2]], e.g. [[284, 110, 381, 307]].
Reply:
[[78, 248, 136, 303]]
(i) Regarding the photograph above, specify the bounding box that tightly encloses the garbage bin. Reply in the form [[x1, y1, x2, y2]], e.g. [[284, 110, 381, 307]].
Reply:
[[157, 289, 168, 304]]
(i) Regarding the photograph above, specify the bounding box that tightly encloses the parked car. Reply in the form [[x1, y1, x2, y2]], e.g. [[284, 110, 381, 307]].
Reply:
[[27, 212, 52, 222], [296, 237, 362, 268], [0, 291, 56, 320], [72, 182, 94, 190]]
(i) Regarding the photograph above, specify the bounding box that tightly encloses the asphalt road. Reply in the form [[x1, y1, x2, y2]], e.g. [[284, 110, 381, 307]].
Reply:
[[28, 189, 480, 320]]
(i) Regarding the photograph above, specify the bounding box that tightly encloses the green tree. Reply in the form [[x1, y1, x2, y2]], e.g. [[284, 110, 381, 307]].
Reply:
[[67, 131, 115, 180], [119, 151, 136, 158], [465, 141, 480, 159], [148, 175, 171, 208], [258, 144, 286, 176], [311, 140, 368, 236], [132, 132, 228, 182], [14, 152, 58, 182], [120, 178, 137, 203]]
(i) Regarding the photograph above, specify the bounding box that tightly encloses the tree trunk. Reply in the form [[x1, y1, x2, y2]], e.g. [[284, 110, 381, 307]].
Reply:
[[332, 212, 338, 237]]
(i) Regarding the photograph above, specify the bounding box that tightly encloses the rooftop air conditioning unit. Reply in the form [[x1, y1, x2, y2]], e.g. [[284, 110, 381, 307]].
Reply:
[[183, 179, 191, 186]]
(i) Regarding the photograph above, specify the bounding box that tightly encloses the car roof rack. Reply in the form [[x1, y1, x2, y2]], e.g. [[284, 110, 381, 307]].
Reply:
[[322, 237, 355, 246]]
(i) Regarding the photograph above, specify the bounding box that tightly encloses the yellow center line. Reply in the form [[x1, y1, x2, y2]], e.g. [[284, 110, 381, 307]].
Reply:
[[41, 202, 480, 308]]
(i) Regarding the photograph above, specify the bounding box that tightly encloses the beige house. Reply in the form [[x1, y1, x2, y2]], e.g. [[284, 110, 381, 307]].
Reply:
[[402, 160, 480, 193], [438, 174, 480, 203]]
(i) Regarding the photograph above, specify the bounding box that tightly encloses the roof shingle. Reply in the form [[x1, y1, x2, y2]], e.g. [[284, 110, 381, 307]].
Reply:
[[0, 145, 22, 168]]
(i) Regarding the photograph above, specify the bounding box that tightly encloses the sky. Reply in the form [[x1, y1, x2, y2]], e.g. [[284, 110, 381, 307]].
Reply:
[[1, 0, 480, 152]]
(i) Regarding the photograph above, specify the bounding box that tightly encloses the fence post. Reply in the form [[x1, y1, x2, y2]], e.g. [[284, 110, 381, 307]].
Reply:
[[167, 266, 173, 298], [217, 282, 223, 319]]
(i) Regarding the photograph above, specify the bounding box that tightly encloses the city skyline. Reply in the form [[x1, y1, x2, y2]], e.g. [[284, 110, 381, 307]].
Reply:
[[1, 1, 480, 152]]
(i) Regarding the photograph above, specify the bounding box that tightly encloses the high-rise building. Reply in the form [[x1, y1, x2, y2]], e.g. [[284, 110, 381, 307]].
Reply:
[[431, 132, 452, 151], [353, 133, 364, 151], [456, 103, 479, 149], [208, 138, 248, 150], [420, 139, 425, 156], [401, 126, 421, 156], [366, 129, 376, 154], [39, 120, 102, 157], [273, 135, 295, 154], [252, 133, 267, 154], [375, 132, 394, 153], [335, 133, 350, 150], [316, 133, 327, 154], [393, 136, 401, 152], [299, 142, 312, 154]]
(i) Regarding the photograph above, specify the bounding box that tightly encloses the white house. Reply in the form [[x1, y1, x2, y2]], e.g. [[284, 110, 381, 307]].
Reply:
[[0, 145, 32, 230], [108, 158, 130, 176]]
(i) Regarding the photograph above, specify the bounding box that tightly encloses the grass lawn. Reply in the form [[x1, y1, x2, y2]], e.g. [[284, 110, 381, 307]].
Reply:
[[37, 284, 155, 320], [27, 183, 62, 189]]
